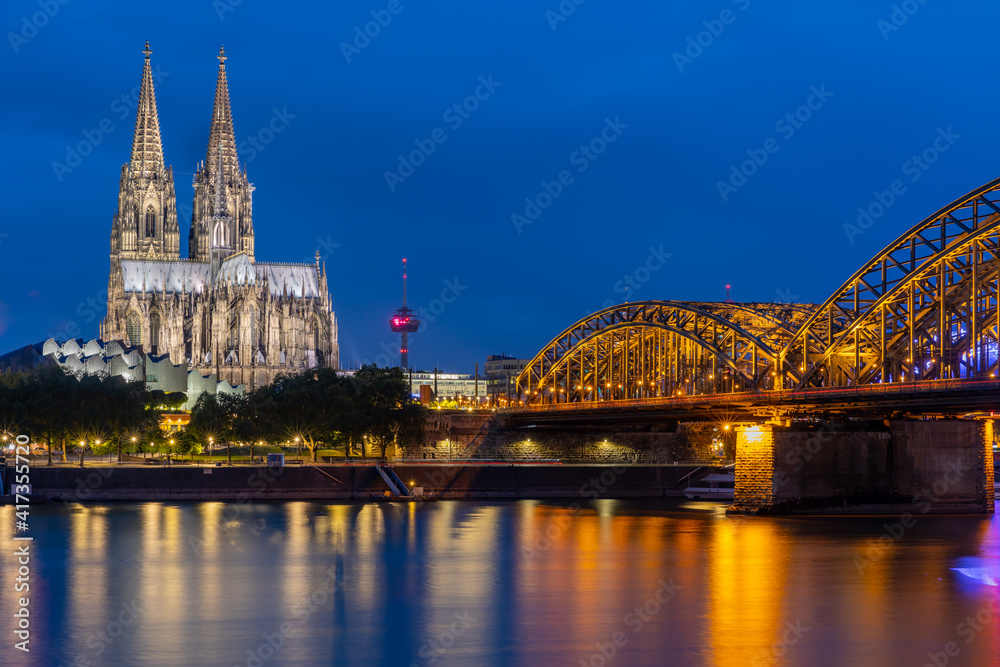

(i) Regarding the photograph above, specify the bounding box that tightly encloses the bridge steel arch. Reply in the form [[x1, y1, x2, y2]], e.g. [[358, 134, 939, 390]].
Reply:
[[515, 301, 807, 405], [779, 176, 1000, 389], [516, 178, 1000, 406]]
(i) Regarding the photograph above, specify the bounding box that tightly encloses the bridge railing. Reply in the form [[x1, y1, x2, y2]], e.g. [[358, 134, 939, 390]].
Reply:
[[510, 377, 1000, 412]]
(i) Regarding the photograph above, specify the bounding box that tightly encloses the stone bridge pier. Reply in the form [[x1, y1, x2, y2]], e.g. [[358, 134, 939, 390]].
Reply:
[[730, 419, 995, 515]]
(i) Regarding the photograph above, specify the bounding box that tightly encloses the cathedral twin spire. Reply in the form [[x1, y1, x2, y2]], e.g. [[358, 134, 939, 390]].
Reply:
[[205, 47, 241, 186], [129, 41, 165, 176], [111, 41, 178, 261], [191, 45, 255, 264], [113, 42, 254, 265]]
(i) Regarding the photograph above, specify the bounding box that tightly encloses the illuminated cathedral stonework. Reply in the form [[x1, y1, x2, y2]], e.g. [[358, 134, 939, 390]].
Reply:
[[100, 43, 339, 389]]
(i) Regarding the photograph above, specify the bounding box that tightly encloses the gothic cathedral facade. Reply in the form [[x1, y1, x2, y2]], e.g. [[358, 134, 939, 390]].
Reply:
[[100, 43, 339, 389]]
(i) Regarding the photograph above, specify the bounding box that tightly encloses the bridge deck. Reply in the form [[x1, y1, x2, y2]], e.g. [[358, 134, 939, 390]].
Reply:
[[506, 378, 1000, 424]]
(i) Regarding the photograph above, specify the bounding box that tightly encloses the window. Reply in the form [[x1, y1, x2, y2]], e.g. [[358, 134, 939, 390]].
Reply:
[[250, 306, 265, 349], [149, 311, 161, 353], [145, 205, 156, 237], [126, 312, 142, 346], [227, 310, 239, 352]]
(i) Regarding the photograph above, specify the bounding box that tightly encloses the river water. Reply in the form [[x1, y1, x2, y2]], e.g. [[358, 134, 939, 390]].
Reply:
[[1, 499, 998, 667]]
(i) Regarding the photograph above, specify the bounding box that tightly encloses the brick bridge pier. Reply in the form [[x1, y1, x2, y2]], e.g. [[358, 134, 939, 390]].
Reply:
[[730, 419, 995, 515]]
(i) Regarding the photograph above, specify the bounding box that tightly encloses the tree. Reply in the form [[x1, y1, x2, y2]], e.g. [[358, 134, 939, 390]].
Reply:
[[350, 365, 425, 460], [172, 429, 202, 459], [261, 368, 355, 462], [189, 392, 241, 464], [19, 365, 80, 463], [230, 391, 273, 463], [0, 365, 165, 466], [148, 389, 187, 411]]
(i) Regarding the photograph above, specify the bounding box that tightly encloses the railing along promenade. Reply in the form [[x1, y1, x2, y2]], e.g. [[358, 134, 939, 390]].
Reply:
[[511, 378, 1000, 413]]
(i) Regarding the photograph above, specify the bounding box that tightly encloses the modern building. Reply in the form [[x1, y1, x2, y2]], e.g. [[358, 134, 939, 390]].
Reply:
[[408, 370, 486, 402], [485, 355, 530, 401], [0, 338, 243, 409], [337, 368, 486, 403], [99, 43, 339, 391]]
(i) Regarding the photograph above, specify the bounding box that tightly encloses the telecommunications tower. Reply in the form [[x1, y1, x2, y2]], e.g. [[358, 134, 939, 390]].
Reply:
[[390, 258, 420, 369]]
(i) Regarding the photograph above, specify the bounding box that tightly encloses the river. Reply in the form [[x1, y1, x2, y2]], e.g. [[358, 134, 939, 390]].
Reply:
[[1, 500, 998, 666]]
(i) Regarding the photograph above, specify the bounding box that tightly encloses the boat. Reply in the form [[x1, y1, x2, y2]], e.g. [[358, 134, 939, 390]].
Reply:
[[683, 468, 735, 500]]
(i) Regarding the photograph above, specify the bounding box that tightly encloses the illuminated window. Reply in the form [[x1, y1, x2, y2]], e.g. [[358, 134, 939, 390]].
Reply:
[[126, 312, 142, 346], [145, 204, 156, 237], [149, 311, 161, 353]]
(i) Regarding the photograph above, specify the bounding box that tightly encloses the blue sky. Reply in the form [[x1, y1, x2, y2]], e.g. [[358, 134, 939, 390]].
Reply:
[[1, 0, 998, 373]]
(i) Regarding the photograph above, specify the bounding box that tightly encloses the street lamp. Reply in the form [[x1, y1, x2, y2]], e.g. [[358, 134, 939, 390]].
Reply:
[[295, 436, 300, 458]]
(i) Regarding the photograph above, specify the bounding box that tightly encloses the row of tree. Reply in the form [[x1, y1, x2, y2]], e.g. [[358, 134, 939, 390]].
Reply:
[[0, 363, 424, 464], [187, 365, 424, 461], [0, 365, 182, 464]]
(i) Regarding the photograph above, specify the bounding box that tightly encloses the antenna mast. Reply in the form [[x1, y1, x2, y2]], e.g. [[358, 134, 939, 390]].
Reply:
[[390, 257, 420, 371]]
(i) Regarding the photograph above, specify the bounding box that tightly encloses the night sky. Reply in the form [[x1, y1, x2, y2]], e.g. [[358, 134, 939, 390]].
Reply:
[[1, 0, 998, 373]]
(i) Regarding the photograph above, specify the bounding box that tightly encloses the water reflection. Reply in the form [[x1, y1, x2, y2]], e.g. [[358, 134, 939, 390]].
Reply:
[[0, 501, 997, 666]]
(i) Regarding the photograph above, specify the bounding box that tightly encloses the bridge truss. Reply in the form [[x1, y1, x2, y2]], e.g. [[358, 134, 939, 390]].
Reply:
[[516, 177, 1000, 406], [515, 301, 813, 404]]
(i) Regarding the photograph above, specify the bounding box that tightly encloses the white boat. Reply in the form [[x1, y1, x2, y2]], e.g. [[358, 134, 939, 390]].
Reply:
[[683, 470, 735, 500]]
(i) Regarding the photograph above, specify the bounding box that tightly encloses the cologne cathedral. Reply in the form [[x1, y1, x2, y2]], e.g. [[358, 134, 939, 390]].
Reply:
[[100, 43, 339, 389]]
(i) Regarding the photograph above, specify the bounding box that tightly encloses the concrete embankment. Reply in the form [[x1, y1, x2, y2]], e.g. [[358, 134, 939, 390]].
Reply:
[[9, 463, 711, 502]]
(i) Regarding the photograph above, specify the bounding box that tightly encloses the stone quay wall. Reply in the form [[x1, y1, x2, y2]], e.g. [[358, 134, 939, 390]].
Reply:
[[10, 463, 708, 502], [404, 411, 720, 463]]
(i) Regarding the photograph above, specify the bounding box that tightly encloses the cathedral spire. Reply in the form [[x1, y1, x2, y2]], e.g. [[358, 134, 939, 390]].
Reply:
[[213, 142, 227, 219], [130, 41, 165, 175], [190, 45, 253, 263], [205, 46, 240, 182]]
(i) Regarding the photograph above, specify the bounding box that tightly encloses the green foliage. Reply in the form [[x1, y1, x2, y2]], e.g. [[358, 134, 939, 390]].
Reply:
[[350, 365, 425, 459], [147, 390, 187, 411], [188, 364, 426, 461], [0, 365, 174, 463], [0, 363, 426, 465]]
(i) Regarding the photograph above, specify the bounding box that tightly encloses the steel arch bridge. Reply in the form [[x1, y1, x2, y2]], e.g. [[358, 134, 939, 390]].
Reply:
[[515, 177, 1000, 406]]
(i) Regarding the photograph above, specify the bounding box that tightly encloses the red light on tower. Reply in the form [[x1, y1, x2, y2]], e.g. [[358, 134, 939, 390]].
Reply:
[[390, 258, 420, 368]]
